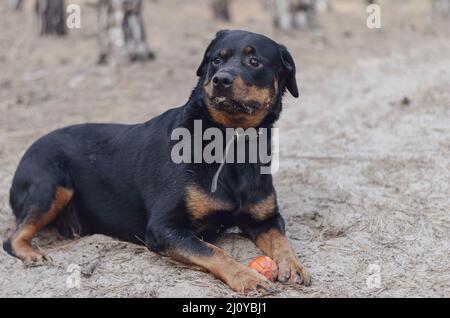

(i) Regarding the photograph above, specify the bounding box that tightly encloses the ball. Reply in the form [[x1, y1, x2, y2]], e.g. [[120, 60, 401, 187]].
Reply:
[[248, 255, 278, 282]]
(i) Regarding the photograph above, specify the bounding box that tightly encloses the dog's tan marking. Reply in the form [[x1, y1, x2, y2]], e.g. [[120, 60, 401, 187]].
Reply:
[[245, 193, 276, 221], [185, 184, 233, 221], [206, 107, 269, 129], [9, 186, 73, 263], [243, 46, 254, 55], [255, 228, 311, 286], [274, 77, 279, 95], [232, 76, 273, 108], [203, 75, 278, 128], [168, 241, 273, 293], [204, 79, 213, 97], [219, 49, 228, 58]]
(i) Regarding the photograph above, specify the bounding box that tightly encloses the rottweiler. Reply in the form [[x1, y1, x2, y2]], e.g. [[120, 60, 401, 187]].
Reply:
[[3, 30, 311, 293]]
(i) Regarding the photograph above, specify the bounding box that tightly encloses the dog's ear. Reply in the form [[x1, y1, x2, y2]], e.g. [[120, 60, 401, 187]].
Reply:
[[278, 44, 299, 98], [196, 30, 229, 77]]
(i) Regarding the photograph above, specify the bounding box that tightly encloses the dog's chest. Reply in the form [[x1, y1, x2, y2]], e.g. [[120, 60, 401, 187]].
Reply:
[[184, 184, 276, 234]]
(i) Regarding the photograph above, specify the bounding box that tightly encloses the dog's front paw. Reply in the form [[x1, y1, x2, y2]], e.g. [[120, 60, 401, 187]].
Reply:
[[277, 258, 311, 286], [4, 239, 52, 266], [226, 266, 275, 293], [22, 250, 52, 266]]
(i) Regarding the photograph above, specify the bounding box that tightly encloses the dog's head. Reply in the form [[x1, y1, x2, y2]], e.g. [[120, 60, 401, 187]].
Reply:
[[196, 30, 299, 128]]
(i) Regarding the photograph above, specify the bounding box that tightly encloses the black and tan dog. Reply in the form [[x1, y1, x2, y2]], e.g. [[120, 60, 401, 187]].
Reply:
[[3, 30, 311, 293]]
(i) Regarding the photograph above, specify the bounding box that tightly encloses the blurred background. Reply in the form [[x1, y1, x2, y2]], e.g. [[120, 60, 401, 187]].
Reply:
[[1, 0, 449, 127], [0, 0, 449, 297], [1, 0, 449, 125]]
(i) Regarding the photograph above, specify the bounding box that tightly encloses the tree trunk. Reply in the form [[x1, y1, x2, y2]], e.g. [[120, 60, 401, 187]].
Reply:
[[35, 0, 67, 36], [432, 0, 450, 18], [212, 0, 230, 21], [273, 0, 319, 30], [98, 0, 154, 64], [9, 0, 23, 10]]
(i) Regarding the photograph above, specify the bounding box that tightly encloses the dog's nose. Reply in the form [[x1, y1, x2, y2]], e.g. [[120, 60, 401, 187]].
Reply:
[[212, 72, 234, 89]]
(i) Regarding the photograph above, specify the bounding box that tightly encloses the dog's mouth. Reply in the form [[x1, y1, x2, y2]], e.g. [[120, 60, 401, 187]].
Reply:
[[207, 96, 261, 114]]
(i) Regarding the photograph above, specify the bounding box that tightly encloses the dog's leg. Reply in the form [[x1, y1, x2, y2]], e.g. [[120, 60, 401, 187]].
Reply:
[[145, 226, 274, 293], [98, 0, 126, 64], [255, 226, 311, 285], [4, 186, 73, 264], [124, 0, 155, 61], [241, 215, 311, 286]]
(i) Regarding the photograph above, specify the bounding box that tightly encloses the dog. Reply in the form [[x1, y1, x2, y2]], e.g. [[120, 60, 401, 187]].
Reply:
[[3, 30, 311, 293]]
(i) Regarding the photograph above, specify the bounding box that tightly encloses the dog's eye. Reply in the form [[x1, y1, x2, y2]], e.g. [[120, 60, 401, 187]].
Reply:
[[249, 57, 261, 68], [212, 57, 222, 66]]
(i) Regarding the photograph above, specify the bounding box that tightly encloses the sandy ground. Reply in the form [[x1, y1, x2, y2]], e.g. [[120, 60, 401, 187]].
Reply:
[[0, 0, 449, 297]]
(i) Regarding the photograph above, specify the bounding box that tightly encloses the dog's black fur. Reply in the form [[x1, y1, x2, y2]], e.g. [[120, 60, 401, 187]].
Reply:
[[4, 30, 310, 292]]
